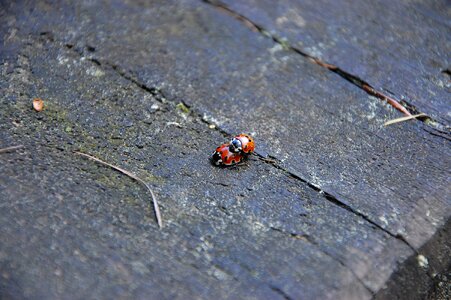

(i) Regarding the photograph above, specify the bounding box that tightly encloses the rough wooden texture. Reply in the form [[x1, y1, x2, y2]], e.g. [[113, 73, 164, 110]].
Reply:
[[375, 220, 450, 299], [1, 0, 450, 299], [217, 0, 451, 125]]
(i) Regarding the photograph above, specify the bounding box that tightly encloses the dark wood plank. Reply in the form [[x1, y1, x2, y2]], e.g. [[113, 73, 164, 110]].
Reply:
[[217, 0, 451, 125], [20, 0, 449, 247], [0, 33, 402, 299], [1, 0, 449, 299]]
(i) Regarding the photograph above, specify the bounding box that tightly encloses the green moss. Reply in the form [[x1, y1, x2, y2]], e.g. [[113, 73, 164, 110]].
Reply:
[[94, 173, 121, 188], [11, 97, 167, 190], [44, 103, 69, 123], [423, 117, 436, 127], [142, 172, 165, 184], [278, 38, 291, 51], [176, 102, 190, 114], [123, 195, 139, 205], [260, 29, 272, 38]]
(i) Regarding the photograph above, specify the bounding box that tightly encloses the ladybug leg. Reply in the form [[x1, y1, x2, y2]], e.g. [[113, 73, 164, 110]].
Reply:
[[229, 160, 247, 169], [239, 160, 250, 167], [233, 157, 249, 167], [246, 154, 259, 161]]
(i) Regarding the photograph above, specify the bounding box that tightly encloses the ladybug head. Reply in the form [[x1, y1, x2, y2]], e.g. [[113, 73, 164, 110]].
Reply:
[[229, 138, 242, 153]]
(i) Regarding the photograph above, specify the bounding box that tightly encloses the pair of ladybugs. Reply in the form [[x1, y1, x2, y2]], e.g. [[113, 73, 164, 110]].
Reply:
[[211, 134, 255, 166]]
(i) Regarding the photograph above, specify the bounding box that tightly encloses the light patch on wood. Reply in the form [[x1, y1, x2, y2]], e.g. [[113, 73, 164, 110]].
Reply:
[[417, 254, 429, 269], [276, 9, 306, 28], [86, 66, 105, 77]]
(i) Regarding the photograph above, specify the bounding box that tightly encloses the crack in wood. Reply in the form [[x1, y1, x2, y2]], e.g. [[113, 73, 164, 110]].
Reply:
[[202, 0, 450, 134], [62, 37, 416, 254], [269, 285, 293, 300], [269, 226, 375, 295], [251, 152, 417, 253]]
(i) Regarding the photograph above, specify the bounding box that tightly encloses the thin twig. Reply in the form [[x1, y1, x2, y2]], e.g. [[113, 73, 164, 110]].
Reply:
[[362, 84, 412, 116], [0, 145, 24, 153], [75, 151, 162, 228], [384, 113, 427, 126]]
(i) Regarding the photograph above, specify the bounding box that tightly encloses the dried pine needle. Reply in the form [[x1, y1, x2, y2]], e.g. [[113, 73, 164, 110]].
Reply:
[[0, 145, 24, 153], [75, 151, 162, 228], [384, 113, 427, 126]]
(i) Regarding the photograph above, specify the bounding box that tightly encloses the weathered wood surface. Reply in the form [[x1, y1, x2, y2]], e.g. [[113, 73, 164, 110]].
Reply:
[[218, 0, 451, 125], [0, 0, 450, 299]]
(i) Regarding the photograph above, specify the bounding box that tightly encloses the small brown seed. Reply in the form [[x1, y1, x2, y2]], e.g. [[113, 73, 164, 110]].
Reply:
[[33, 98, 44, 112]]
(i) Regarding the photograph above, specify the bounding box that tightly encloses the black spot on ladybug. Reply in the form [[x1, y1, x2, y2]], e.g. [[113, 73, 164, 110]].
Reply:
[[211, 152, 222, 165]]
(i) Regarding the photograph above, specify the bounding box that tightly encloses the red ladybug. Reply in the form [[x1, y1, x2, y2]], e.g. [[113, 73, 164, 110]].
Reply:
[[229, 134, 255, 154], [211, 143, 244, 166]]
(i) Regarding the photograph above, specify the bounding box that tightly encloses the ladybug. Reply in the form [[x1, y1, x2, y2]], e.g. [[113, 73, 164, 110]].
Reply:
[[229, 134, 255, 154], [211, 143, 244, 166]]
